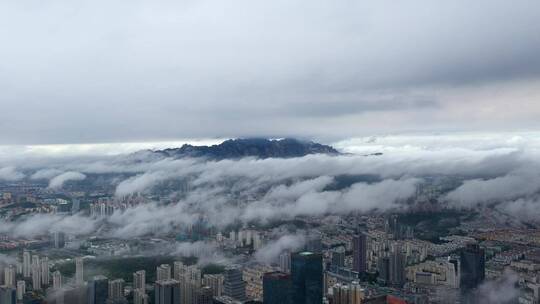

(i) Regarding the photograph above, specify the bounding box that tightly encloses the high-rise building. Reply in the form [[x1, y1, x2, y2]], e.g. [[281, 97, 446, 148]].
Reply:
[[279, 252, 291, 273], [245, 230, 252, 246], [173, 262, 190, 303], [41, 257, 50, 286], [4, 264, 16, 287], [155, 279, 181, 304], [331, 247, 346, 268], [133, 270, 146, 292], [448, 257, 460, 288], [198, 286, 213, 304], [72, 199, 80, 213], [460, 244, 485, 290], [0, 264, 4, 286], [202, 274, 224, 297], [32, 263, 42, 290], [173, 261, 202, 304], [331, 282, 365, 304], [223, 266, 246, 301], [332, 283, 349, 304], [385, 215, 414, 240], [31, 254, 41, 290], [178, 265, 201, 304], [352, 234, 367, 273], [88, 275, 109, 304], [53, 271, 63, 290], [263, 271, 291, 304], [134, 289, 149, 304], [0, 286, 16, 304], [22, 250, 31, 278], [54, 231, 66, 249], [108, 279, 125, 302], [32, 255, 40, 269], [376, 256, 390, 286], [389, 245, 405, 288], [157, 264, 172, 281], [15, 260, 22, 275], [133, 270, 148, 304], [243, 264, 277, 301], [305, 233, 323, 253], [16, 281, 25, 301], [349, 282, 364, 304], [291, 252, 323, 304], [173, 261, 186, 281], [75, 257, 85, 286], [237, 230, 244, 246], [253, 232, 262, 250]]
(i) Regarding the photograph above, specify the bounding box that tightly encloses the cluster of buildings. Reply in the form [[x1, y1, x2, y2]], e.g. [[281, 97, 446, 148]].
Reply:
[[5, 183, 540, 304], [89, 197, 148, 218], [0, 212, 522, 304], [227, 230, 262, 251]]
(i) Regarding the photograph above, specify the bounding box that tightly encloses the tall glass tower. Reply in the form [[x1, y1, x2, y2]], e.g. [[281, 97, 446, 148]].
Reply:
[[87, 275, 109, 304], [263, 271, 291, 304], [291, 252, 323, 304], [460, 243, 485, 290]]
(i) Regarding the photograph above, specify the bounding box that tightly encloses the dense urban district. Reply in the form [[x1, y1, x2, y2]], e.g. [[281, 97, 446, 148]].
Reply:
[[0, 139, 537, 304]]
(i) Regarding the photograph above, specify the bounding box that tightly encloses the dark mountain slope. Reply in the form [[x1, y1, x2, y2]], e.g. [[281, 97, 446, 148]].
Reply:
[[153, 138, 339, 159]]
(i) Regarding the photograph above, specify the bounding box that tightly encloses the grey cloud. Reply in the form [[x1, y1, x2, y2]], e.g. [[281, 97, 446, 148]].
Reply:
[[173, 241, 229, 266], [0, 166, 25, 181], [445, 169, 540, 207], [496, 198, 540, 223], [0, 213, 98, 238], [0, 254, 17, 265], [115, 171, 173, 196], [3, 132, 540, 237], [474, 270, 519, 304], [284, 95, 439, 118], [1, 1, 540, 143], [31, 168, 64, 180], [107, 201, 196, 238], [0, 175, 419, 239], [254, 234, 306, 264], [340, 178, 420, 212], [263, 176, 334, 201], [48, 171, 87, 189], [4, 132, 536, 191], [241, 178, 419, 223], [188, 151, 523, 187]]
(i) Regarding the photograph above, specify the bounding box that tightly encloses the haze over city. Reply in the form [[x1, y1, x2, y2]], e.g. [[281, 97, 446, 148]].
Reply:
[[1, 1, 540, 304]]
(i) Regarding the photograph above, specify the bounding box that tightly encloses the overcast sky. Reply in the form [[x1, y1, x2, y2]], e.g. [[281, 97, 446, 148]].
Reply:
[[1, 0, 540, 145]]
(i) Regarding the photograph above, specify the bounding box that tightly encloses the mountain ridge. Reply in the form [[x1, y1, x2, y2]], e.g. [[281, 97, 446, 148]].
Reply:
[[149, 138, 339, 159]]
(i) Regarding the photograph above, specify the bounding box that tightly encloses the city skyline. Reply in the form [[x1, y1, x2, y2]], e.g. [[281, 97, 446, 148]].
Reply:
[[1, 1, 540, 303]]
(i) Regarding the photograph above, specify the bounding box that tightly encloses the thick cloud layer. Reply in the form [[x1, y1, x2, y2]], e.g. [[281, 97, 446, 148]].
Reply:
[[474, 271, 519, 304], [2, 133, 540, 238], [0, 214, 98, 237], [1, 1, 540, 144], [445, 169, 540, 207], [31, 168, 64, 180], [115, 171, 175, 196], [0, 254, 17, 265], [48, 171, 87, 189], [0, 166, 25, 181], [241, 177, 419, 222], [255, 234, 306, 263], [173, 241, 229, 266]]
